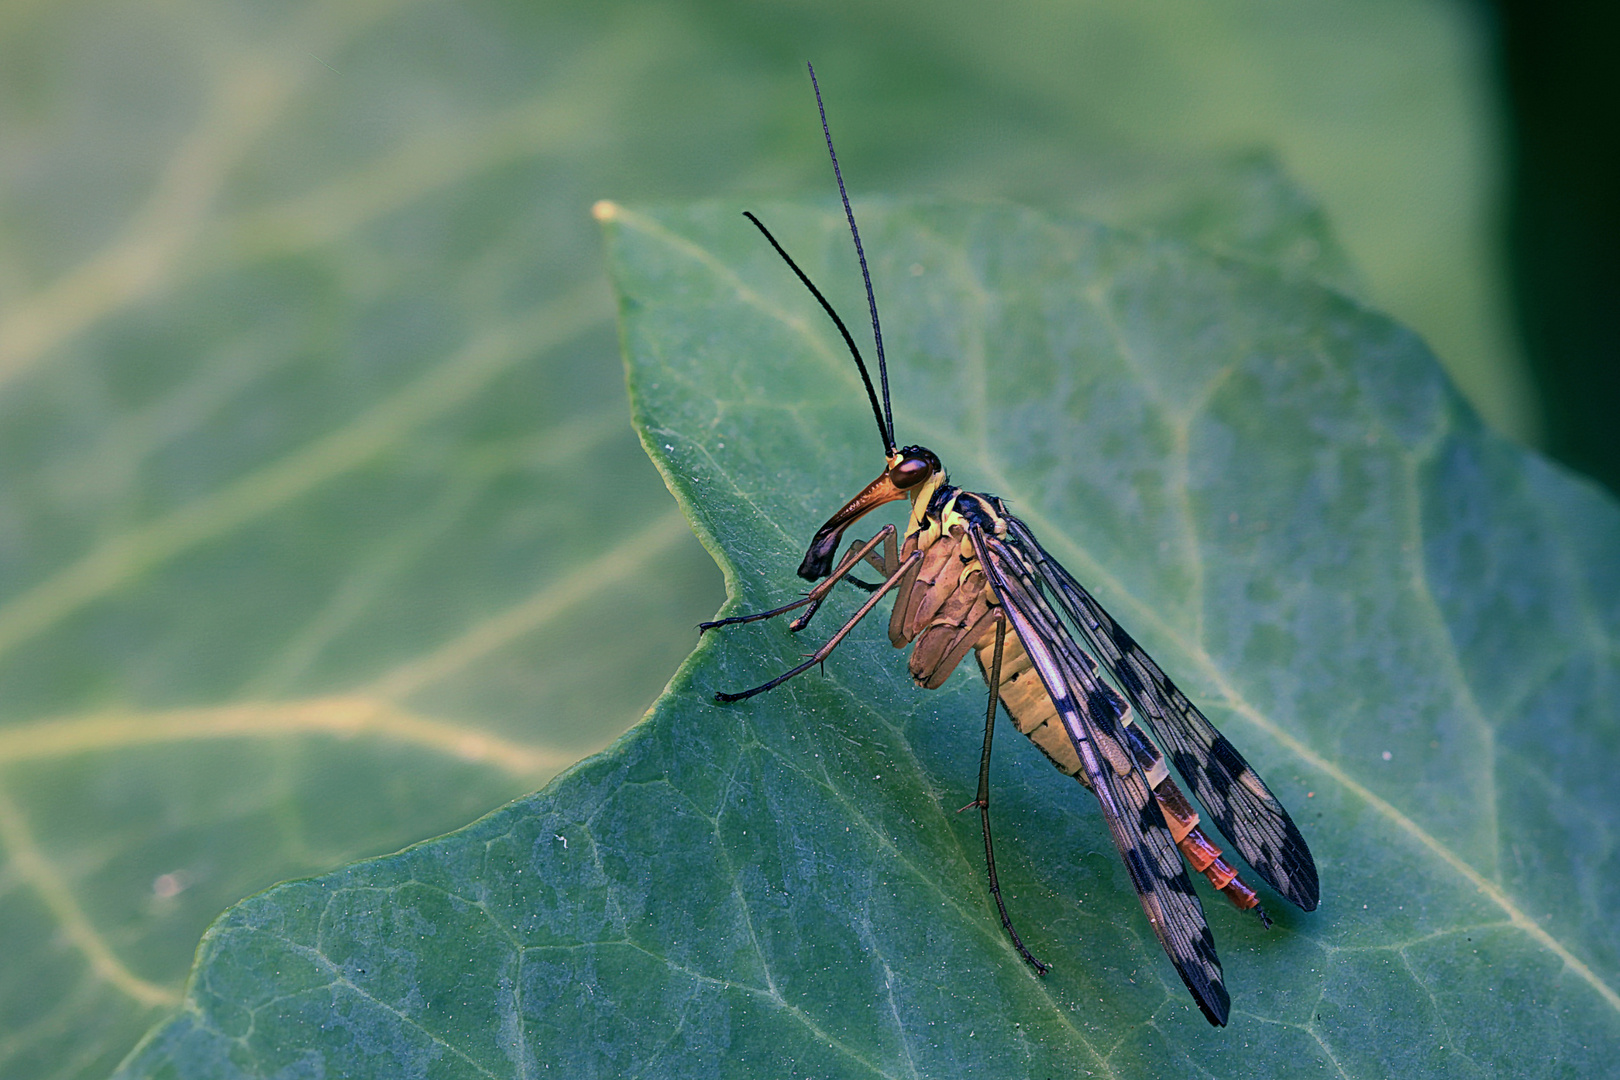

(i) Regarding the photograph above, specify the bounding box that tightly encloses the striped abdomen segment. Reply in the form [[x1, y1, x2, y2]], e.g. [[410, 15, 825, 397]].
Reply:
[[973, 632, 1266, 919]]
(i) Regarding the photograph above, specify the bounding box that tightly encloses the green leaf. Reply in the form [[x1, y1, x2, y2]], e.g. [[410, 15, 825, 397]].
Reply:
[[0, 3, 1532, 1074], [118, 200, 1620, 1077]]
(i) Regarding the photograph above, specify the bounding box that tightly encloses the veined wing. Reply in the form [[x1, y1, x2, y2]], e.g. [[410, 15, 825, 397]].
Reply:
[[1000, 512, 1320, 912], [971, 525, 1231, 1026]]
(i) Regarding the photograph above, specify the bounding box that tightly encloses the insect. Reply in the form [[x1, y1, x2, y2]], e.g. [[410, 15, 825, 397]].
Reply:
[[701, 64, 1319, 1027]]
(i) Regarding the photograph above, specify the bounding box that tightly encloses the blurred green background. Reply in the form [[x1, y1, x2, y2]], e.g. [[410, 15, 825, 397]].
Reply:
[[0, 0, 1606, 1076]]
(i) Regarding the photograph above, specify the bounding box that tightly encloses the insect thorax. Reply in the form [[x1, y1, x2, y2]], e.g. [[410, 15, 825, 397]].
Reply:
[[887, 483, 1076, 771], [889, 484, 1010, 688]]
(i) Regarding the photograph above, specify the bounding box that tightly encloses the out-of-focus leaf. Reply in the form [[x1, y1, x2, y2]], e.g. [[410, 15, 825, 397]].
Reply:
[[116, 200, 1620, 1077], [1075, 151, 1362, 295]]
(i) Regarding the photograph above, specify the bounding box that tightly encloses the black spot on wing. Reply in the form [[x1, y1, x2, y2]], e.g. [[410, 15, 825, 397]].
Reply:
[[1086, 684, 1128, 728], [1186, 738, 1319, 910], [1164, 871, 1201, 899], [1195, 923, 1220, 966], [999, 511, 1322, 914], [1208, 734, 1251, 785], [1124, 847, 1158, 894], [1121, 722, 1161, 763], [1137, 800, 1165, 838], [1172, 750, 1216, 795]]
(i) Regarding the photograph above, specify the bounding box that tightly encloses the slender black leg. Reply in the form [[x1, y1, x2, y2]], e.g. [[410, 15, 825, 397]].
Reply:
[[698, 593, 814, 632], [973, 618, 1049, 975], [700, 526, 896, 635], [714, 547, 921, 702]]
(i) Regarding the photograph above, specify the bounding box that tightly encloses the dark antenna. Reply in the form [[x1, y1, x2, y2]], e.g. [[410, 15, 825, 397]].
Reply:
[[807, 62, 894, 450], [742, 212, 894, 456]]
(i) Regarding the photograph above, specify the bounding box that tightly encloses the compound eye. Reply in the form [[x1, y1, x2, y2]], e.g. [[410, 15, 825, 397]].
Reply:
[[889, 452, 936, 490]]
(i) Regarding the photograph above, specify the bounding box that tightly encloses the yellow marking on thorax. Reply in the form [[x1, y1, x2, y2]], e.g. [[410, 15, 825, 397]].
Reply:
[[905, 487, 1014, 607], [905, 472, 948, 542]]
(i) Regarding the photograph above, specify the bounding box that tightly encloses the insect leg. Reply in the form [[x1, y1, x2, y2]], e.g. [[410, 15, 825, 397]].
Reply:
[[714, 545, 921, 702], [968, 617, 1049, 974], [789, 526, 898, 631], [698, 595, 815, 632], [701, 526, 896, 633], [836, 528, 901, 595]]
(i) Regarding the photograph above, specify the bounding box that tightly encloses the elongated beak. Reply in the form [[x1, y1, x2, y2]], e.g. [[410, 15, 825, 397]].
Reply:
[[797, 467, 907, 580]]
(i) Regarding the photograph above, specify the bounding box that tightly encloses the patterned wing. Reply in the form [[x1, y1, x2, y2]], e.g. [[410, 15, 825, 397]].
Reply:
[[1000, 512, 1319, 912], [971, 525, 1231, 1026]]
